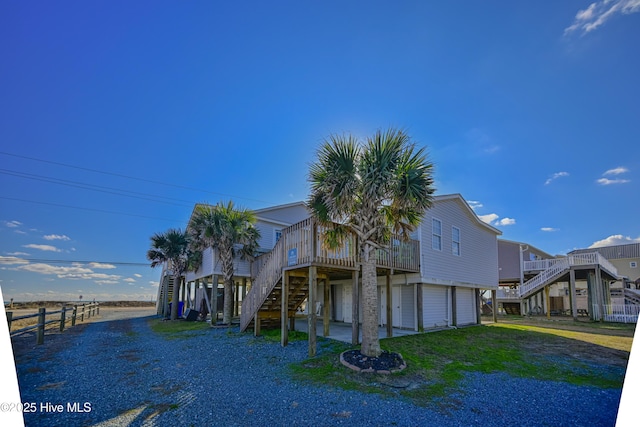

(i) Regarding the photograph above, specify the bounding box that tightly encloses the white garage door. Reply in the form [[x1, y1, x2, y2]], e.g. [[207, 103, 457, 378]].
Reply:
[[456, 287, 477, 326], [422, 285, 449, 329]]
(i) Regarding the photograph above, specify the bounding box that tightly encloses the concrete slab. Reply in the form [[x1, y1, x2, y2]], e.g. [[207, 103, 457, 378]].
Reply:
[[293, 316, 420, 344]]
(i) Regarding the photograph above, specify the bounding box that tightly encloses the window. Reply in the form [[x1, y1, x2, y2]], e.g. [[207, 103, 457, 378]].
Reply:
[[432, 218, 442, 251], [452, 226, 460, 256], [631, 261, 638, 268], [274, 229, 282, 244]]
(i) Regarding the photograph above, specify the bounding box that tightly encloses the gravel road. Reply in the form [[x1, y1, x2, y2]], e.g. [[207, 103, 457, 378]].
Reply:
[[13, 314, 622, 426]]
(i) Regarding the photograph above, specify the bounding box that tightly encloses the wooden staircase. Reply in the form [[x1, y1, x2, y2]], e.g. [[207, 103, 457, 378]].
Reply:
[[519, 253, 618, 299]]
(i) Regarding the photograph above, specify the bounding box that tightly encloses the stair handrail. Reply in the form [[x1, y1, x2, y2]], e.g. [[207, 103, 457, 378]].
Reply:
[[519, 258, 569, 298]]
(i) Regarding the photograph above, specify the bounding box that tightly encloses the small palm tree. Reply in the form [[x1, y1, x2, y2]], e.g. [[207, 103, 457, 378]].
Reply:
[[308, 128, 435, 357], [147, 228, 193, 320], [188, 201, 261, 325]]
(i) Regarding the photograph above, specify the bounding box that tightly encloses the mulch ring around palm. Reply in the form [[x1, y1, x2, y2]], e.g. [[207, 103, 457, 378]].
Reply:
[[340, 349, 406, 374]]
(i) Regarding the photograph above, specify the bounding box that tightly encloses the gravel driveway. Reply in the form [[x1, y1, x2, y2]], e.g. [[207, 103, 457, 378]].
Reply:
[[14, 315, 622, 426]]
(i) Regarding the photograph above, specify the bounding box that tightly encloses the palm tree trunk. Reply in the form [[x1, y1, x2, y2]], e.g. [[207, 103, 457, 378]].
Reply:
[[221, 246, 235, 325], [360, 251, 381, 357], [170, 275, 180, 320]]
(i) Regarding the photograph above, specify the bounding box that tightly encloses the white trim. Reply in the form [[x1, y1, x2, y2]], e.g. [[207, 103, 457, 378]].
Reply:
[[432, 217, 442, 251], [452, 226, 461, 256]]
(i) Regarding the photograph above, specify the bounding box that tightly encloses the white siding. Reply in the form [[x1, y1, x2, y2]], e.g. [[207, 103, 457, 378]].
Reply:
[[456, 287, 476, 326], [256, 203, 309, 224], [420, 197, 499, 288], [401, 285, 415, 329], [333, 284, 343, 321], [422, 284, 449, 329]]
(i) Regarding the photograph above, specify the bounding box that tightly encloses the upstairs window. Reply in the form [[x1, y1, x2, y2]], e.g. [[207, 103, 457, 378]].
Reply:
[[432, 218, 442, 251], [452, 226, 461, 256], [631, 261, 638, 268], [274, 229, 282, 244]]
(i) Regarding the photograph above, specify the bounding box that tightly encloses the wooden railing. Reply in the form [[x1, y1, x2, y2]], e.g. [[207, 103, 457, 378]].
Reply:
[[592, 304, 640, 323], [524, 259, 562, 271], [240, 217, 421, 331], [6, 303, 100, 345], [496, 288, 520, 300]]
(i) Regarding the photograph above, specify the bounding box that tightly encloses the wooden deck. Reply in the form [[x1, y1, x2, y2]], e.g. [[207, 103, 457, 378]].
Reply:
[[240, 217, 420, 332]]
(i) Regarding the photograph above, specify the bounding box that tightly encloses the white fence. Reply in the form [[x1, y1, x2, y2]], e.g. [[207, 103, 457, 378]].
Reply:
[[592, 304, 640, 324]]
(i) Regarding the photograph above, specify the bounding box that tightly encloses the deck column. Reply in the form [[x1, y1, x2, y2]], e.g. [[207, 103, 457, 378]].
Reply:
[[386, 270, 393, 338], [545, 286, 550, 319], [596, 266, 604, 322], [352, 268, 360, 345], [416, 284, 424, 331], [323, 278, 330, 337], [211, 275, 219, 325], [308, 266, 317, 357], [569, 269, 578, 320], [451, 286, 457, 327], [476, 289, 482, 325], [281, 271, 289, 347], [492, 289, 498, 323]]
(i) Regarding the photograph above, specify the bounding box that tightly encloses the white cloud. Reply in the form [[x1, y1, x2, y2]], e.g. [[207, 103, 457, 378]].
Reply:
[[478, 213, 499, 224], [589, 234, 640, 248], [603, 166, 629, 175], [149, 282, 159, 287], [478, 213, 516, 227], [124, 278, 136, 283], [467, 200, 483, 210], [541, 227, 559, 232], [4, 220, 22, 228], [43, 234, 71, 241], [23, 244, 61, 252], [87, 262, 117, 270], [134, 274, 142, 278], [7, 251, 29, 256], [496, 218, 516, 226], [545, 171, 569, 185], [565, 0, 640, 35], [96, 280, 119, 285], [16, 262, 122, 282], [597, 178, 631, 185], [0, 256, 29, 265]]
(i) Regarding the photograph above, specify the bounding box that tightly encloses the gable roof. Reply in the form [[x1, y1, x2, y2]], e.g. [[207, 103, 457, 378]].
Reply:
[[498, 239, 554, 259], [433, 194, 502, 236]]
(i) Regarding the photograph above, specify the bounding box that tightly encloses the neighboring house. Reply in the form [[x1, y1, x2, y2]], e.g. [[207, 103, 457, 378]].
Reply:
[[157, 194, 503, 354], [494, 240, 637, 323]]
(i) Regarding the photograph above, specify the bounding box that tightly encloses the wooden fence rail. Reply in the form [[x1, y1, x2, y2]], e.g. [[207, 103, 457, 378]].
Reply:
[[6, 303, 100, 345]]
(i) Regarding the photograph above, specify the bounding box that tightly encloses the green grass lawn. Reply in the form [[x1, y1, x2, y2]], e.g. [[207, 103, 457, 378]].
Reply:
[[289, 322, 631, 407], [148, 318, 210, 339]]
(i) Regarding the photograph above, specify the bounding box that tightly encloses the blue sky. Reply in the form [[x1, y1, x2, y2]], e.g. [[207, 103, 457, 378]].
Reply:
[[1, 1, 638, 301]]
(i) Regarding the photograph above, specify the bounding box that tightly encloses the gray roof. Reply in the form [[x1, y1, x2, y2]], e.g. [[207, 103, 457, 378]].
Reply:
[[569, 243, 640, 260]]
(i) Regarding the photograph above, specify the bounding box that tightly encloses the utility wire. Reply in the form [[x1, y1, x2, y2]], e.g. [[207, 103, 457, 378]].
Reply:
[[0, 150, 274, 205], [0, 258, 150, 266], [0, 168, 195, 207], [0, 196, 185, 224]]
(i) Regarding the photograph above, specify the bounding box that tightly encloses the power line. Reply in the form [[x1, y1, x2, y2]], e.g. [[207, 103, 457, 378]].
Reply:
[[0, 150, 274, 205], [0, 168, 195, 207], [0, 258, 150, 266], [0, 196, 185, 224]]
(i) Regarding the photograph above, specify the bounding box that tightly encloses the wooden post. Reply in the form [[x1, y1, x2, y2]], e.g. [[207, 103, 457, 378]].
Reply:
[[87, 303, 91, 319], [545, 286, 550, 319], [569, 269, 577, 320], [596, 266, 604, 322], [254, 314, 261, 337], [475, 289, 482, 325], [386, 270, 393, 338], [81, 304, 85, 322], [241, 278, 247, 315], [211, 275, 219, 325], [234, 281, 240, 317], [308, 266, 317, 357], [451, 286, 457, 327], [416, 284, 424, 332], [36, 307, 45, 345], [281, 271, 289, 347], [323, 279, 330, 337], [59, 307, 66, 332], [72, 305, 77, 326], [6, 311, 12, 331], [351, 268, 360, 345], [492, 289, 498, 323]]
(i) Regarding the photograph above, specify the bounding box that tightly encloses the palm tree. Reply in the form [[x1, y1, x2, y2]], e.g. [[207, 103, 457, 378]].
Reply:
[[188, 201, 261, 325], [308, 128, 435, 357], [147, 228, 193, 321]]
